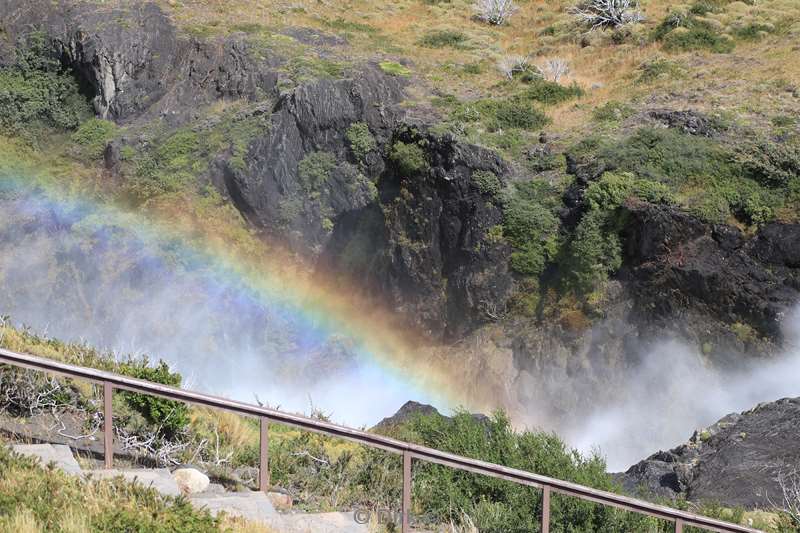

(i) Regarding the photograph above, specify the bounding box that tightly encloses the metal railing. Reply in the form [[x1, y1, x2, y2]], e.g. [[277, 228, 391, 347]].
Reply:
[[0, 347, 761, 533]]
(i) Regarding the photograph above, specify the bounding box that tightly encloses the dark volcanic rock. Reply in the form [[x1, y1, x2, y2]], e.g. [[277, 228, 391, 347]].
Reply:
[[620, 200, 799, 348], [645, 109, 723, 137], [617, 397, 800, 508], [372, 400, 488, 432], [322, 127, 513, 339], [1, 0, 277, 122]]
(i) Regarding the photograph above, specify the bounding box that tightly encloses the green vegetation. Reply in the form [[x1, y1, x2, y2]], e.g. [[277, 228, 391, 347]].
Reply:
[[298, 151, 337, 192], [117, 359, 190, 439], [592, 101, 635, 122], [568, 127, 796, 225], [0, 33, 91, 136], [389, 140, 428, 176], [635, 57, 686, 84], [418, 29, 468, 49], [379, 61, 412, 77], [522, 79, 584, 106], [345, 122, 377, 161], [502, 180, 561, 277], [128, 129, 202, 201], [384, 410, 659, 532], [123, 104, 269, 201], [472, 170, 503, 196], [0, 445, 225, 532], [0, 323, 191, 442], [654, 11, 734, 53], [70, 119, 118, 159]]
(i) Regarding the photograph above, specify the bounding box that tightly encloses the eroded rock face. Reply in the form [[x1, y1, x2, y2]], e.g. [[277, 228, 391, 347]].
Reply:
[[617, 397, 800, 508], [322, 128, 513, 339], [621, 200, 799, 352], [0, 0, 277, 122]]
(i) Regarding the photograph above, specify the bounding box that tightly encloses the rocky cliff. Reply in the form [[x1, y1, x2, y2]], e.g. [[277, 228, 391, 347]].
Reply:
[[617, 397, 800, 509], [1, 0, 799, 461]]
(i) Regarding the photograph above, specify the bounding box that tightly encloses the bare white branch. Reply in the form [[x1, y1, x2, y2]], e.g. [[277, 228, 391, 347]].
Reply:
[[474, 0, 518, 26], [572, 0, 644, 29]]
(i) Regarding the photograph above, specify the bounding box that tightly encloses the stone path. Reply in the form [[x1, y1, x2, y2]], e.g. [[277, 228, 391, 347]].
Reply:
[[11, 443, 371, 533]]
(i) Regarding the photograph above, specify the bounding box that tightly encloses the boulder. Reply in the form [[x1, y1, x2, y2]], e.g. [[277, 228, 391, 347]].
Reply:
[[267, 491, 293, 510], [173, 468, 210, 495], [617, 397, 800, 508]]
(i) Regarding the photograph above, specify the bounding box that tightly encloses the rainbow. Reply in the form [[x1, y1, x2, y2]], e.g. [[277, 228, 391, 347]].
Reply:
[[0, 165, 491, 422]]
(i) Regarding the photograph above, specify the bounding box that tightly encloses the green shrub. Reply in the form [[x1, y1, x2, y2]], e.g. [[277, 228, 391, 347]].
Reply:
[[594, 127, 736, 187], [502, 180, 561, 276], [345, 122, 377, 161], [474, 98, 550, 131], [472, 170, 503, 196], [564, 210, 623, 293], [636, 57, 686, 84], [732, 22, 773, 41], [389, 141, 428, 176], [586, 171, 674, 210], [71, 118, 118, 159], [385, 410, 658, 532], [654, 14, 735, 53], [118, 358, 190, 439], [737, 138, 800, 187], [592, 101, 635, 122], [522, 79, 584, 106], [379, 61, 412, 77], [418, 29, 468, 48], [0, 33, 91, 134], [298, 151, 337, 192]]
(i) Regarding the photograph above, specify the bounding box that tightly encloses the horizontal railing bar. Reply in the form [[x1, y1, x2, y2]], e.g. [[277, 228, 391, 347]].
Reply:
[[0, 347, 760, 533]]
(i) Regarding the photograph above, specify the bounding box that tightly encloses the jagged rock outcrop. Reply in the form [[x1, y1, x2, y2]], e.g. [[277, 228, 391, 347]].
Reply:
[[1, 0, 512, 339], [617, 397, 800, 508], [0, 0, 277, 122], [620, 200, 800, 355], [216, 65, 406, 250], [322, 127, 513, 338]]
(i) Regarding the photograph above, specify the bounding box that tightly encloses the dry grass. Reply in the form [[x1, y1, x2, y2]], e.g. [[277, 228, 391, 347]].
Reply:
[[144, 0, 800, 145]]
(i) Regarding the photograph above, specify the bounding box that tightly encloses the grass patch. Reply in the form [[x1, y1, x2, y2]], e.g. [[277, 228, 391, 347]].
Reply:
[[418, 29, 468, 49], [379, 60, 412, 77]]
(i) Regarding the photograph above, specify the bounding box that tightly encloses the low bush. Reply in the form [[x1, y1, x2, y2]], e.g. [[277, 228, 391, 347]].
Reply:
[[118, 358, 190, 439], [298, 151, 337, 192], [472, 170, 503, 196], [345, 122, 377, 161], [592, 101, 635, 122], [71, 118, 118, 159], [387, 410, 658, 532], [502, 180, 561, 277], [418, 30, 468, 49], [523, 78, 584, 106], [389, 141, 428, 176], [654, 12, 735, 53], [0, 32, 91, 135], [473, 98, 550, 131]]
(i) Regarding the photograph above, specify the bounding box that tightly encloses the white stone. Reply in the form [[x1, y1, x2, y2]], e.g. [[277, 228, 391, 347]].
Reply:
[[173, 467, 210, 495]]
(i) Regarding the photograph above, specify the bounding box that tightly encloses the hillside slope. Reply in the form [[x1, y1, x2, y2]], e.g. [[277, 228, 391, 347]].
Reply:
[[0, 0, 798, 473]]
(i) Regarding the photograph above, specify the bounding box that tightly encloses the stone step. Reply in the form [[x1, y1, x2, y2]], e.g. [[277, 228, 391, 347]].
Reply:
[[281, 511, 370, 533], [83, 468, 181, 497], [189, 491, 285, 530], [12, 443, 82, 475]]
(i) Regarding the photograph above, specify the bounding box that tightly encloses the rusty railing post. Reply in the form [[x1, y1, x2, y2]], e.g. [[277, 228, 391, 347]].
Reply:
[[402, 450, 412, 533], [103, 381, 113, 469], [259, 417, 269, 492], [541, 485, 551, 533], [676, 519, 684, 533]]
